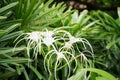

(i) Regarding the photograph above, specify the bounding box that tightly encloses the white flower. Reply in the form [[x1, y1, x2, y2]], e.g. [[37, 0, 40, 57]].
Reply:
[[69, 35, 80, 43], [14, 31, 41, 59], [44, 46, 77, 80], [64, 41, 72, 48], [43, 36, 55, 47], [14, 27, 94, 80], [57, 52, 65, 59], [44, 50, 70, 80], [27, 31, 40, 42], [41, 31, 55, 47], [26, 31, 42, 58], [63, 35, 80, 48], [67, 35, 93, 55]]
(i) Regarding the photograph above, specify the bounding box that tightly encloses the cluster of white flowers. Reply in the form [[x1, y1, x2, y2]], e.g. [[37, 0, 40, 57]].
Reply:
[[14, 28, 93, 79]]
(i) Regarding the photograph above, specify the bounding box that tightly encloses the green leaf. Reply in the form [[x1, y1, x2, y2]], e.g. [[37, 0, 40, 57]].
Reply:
[[16, 65, 23, 75], [0, 30, 5, 36], [78, 10, 88, 25], [0, 1, 19, 14], [96, 77, 108, 80], [0, 19, 21, 28], [0, 58, 31, 64], [0, 31, 23, 42], [82, 20, 99, 30], [0, 46, 26, 55], [23, 66, 30, 80], [68, 68, 117, 80], [85, 68, 117, 80], [5, 23, 21, 34], [67, 70, 85, 80], [0, 16, 7, 19], [28, 65, 45, 80], [117, 7, 120, 20], [0, 71, 18, 79], [106, 40, 116, 49]]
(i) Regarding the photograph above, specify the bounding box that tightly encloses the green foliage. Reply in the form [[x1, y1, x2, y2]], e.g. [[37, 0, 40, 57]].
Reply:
[[13, 0, 71, 31], [0, 1, 30, 80], [68, 68, 117, 80], [0, 0, 119, 80], [88, 7, 120, 78]]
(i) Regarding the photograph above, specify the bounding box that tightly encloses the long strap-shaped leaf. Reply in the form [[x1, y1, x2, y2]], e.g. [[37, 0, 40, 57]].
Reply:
[[85, 68, 117, 80], [68, 68, 117, 80], [0, 1, 18, 14]]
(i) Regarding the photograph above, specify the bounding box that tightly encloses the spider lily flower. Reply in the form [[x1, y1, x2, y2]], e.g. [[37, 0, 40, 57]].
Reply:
[[76, 44, 92, 69], [41, 29, 68, 47], [41, 30, 55, 47], [44, 46, 77, 80], [26, 31, 42, 58], [69, 35, 80, 43], [42, 29, 93, 79], [61, 34, 94, 68], [54, 51, 71, 80], [67, 35, 94, 55], [27, 31, 40, 42], [62, 35, 80, 50], [41, 29, 72, 50], [14, 27, 94, 80], [14, 31, 41, 58], [61, 35, 83, 54]]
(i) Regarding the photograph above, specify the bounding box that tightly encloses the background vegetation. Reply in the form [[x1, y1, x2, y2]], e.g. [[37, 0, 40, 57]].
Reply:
[[0, 0, 119, 80]]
